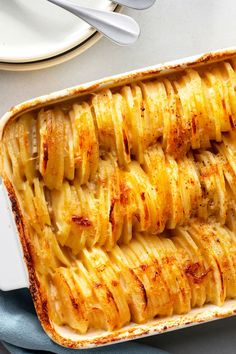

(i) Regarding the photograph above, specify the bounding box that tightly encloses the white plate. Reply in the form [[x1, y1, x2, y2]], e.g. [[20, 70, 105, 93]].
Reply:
[[0, 32, 101, 71], [0, 32, 103, 71], [0, 0, 116, 63]]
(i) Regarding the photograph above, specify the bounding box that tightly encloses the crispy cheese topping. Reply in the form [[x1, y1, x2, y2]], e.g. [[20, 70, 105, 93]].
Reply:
[[3, 58, 236, 333]]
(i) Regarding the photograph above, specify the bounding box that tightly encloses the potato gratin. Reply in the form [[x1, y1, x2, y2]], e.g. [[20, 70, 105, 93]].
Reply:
[[2, 58, 236, 336]]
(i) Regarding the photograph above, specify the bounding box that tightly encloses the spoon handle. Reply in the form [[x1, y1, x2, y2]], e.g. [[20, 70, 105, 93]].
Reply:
[[113, 0, 156, 10], [47, 0, 140, 45]]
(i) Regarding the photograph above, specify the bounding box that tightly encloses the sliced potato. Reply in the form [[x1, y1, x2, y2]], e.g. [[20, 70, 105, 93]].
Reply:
[[38, 109, 64, 190]]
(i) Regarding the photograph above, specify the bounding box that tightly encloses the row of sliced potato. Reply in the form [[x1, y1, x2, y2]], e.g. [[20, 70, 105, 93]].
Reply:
[[43, 222, 236, 334], [20, 179, 71, 273], [90, 59, 236, 162], [3, 59, 236, 191], [18, 134, 236, 253]]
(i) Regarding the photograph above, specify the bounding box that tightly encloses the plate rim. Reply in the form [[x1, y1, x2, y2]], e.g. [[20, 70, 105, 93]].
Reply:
[[0, 5, 122, 72]]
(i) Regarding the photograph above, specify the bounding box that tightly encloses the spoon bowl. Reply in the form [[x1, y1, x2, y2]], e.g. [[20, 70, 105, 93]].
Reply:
[[47, 0, 140, 45]]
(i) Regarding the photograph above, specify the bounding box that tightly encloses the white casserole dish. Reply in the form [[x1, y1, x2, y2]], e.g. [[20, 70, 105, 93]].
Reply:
[[1, 47, 236, 349]]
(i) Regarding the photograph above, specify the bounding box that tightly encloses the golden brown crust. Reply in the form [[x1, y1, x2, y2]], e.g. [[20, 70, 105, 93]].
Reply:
[[3, 177, 51, 332], [2, 171, 236, 348], [2, 48, 236, 348]]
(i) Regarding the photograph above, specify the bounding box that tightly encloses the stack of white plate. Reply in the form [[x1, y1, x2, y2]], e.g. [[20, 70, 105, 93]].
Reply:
[[0, 0, 120, 71]]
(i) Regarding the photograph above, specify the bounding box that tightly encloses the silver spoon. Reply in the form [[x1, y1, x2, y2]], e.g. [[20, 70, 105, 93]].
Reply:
[[47, 0, 140, 46], [113, 0, 156, 10]]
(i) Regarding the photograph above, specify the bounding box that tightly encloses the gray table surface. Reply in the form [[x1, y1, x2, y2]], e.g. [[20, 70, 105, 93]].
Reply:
[[1, 0, 236, 353]]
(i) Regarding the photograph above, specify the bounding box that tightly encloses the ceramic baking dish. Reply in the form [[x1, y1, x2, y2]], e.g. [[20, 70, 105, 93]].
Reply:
[[1, 47, 236, 349]]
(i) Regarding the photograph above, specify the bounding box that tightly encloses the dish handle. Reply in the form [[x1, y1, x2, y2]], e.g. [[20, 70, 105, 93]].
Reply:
[[0, 182, 29, 291]]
